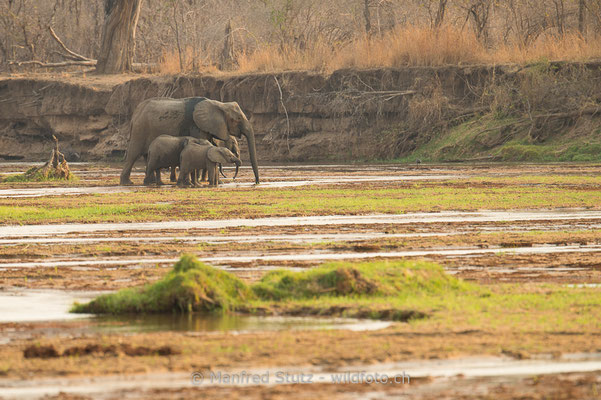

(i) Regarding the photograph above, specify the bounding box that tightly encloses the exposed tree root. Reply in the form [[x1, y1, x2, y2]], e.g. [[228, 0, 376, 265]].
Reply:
[[4, 136, 73, 182]]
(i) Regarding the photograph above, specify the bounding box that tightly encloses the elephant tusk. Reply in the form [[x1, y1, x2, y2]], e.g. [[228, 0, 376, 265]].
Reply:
[[219, 163, 227, 179]]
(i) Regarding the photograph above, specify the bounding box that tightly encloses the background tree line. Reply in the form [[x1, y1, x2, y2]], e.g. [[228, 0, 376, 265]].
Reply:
[[1, 0, 601, 73]]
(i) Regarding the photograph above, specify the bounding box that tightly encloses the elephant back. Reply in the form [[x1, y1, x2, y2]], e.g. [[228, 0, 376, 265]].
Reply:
[[179, 97, 207, 137], [182, 143, 211, 168]]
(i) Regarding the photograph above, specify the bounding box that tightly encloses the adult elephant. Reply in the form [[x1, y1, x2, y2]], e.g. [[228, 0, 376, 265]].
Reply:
[[119, 97, 259, 185]]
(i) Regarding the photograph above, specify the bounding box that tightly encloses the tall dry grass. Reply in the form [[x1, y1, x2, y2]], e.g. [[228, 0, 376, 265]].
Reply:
[[236, 40, 334, 73], [159, 48, 219, 75], [158, 26, 601, 74], [494, 32, 601, 64], [333, 26, 486, 69]]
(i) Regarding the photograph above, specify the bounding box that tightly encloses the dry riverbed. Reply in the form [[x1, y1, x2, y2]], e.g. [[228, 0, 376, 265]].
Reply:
[[1, 162, 601, 399]]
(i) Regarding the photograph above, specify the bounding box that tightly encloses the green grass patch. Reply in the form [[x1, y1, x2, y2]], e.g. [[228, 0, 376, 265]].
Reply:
[[72, 256, 474, 321], [72, 255, 253, 314], [2, 176, 601, 225], [3, 166, 77, 183], [253, 260, 470, 300], [72, 256, 601, 331], [401, 113, 601, 163]]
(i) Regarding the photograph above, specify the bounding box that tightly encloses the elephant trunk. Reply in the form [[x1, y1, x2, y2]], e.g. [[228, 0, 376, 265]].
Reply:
[[219, 164, 226, 178], [242, 122, 259, 184], [233, 164, 239, 180]]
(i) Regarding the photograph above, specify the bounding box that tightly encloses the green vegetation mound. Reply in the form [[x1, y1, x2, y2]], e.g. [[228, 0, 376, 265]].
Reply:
[[3, 165, 76, 183], [253, 260, 468, 300], [72, 255, 253, 314], [3, 137, 75, 183], [73, 257, 473, 318], [396, 63, 601, 163]]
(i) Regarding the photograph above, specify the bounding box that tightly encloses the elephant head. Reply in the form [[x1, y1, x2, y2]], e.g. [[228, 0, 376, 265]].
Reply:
[[208, 147, 242, 166], [193, 100, 259, 184]]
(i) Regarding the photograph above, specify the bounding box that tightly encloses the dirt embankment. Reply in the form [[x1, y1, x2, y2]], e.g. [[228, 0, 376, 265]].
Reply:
[[1, 63, 600, 162]]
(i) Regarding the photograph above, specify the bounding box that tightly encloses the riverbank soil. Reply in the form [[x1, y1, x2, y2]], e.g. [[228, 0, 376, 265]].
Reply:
[[1, 163, 601, 399]]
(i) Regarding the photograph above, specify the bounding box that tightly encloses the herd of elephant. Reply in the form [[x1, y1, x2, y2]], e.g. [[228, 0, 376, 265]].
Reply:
[[119, 97, 260, 187]]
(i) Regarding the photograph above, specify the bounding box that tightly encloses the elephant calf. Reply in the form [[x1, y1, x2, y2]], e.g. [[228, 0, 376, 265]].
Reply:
[[144, 135, 210, 186], [178, 144, 241, 187]]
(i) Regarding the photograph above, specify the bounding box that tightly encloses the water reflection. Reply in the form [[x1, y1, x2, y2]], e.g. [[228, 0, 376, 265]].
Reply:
[[92, 313, 392, 333]]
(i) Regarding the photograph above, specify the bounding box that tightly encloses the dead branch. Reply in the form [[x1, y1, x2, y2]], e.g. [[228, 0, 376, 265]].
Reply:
[[274, 76, 291, 153], [9, 25, 96, 69], [50, 50, 85, 61], [533, 106, 601, 119], [48, 26, 93, 62], [9, 60, 96, 68], [16, 135, 73, 181]]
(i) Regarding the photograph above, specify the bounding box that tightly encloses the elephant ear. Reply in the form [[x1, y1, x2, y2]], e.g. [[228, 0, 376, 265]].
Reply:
[[193, 100, 229, 141], [208, 148, 230, 164]]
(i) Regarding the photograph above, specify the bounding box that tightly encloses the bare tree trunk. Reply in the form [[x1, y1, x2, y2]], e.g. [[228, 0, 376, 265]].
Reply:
[[96, 0, 143, 74], [363, 0, 371, 35], [220, 20, 234, 70], [466, 0, 492, 43], [552, 0, 566, 35], [579, 0, 586, 34], [434, 0, 448, 29], [172, 1, 184, 71]]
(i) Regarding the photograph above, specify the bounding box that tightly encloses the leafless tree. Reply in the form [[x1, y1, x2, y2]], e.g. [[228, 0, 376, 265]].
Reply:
[[96, 0, 143, 73], [463, 0, 492, 43], [433, 0, 447, 28], [578, 0, 586, 33]]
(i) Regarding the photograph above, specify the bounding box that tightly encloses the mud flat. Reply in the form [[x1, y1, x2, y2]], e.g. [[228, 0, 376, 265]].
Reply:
[[2, 243, 600, 269], [1, 163, 601, 399], [2, 355, 601, 399], [4, 210, 601, 237]]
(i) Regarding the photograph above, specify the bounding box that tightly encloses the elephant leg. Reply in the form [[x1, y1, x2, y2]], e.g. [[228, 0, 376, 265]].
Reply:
[[177, 170, 191, 188], [156, 169, 166, 186], [143, 172, 154, 186], [120, 150, 140, 186], [208, 163, 217, 187], [143, 162, 155, 186], [170, 166, 177, 182], [201, 169, 207, 182], [194, 169, 201, 186]]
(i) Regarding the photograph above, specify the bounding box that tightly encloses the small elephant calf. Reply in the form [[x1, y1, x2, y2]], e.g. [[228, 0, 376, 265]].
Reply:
[[144, 135, 210, 186], [178, 144, 242, 187]]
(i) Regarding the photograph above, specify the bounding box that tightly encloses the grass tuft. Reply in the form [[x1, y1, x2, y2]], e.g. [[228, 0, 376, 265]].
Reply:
[[72, 257, 472, 320], [3, 166, 77, 183], [72, 255, 253, 314], [253, 260, 469, 300]]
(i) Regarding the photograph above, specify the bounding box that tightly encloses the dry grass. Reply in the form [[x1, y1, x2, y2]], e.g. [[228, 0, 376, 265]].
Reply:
[[334, 26, 486, 69], [158, 26, 601, 75], [159, 47, 220, 75], [494, 32, 601, 64]]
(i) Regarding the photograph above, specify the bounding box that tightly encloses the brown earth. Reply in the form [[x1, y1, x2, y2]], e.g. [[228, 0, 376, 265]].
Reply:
[[1, 164, 601, 399], [3, 326, 601, 379], [3, 63, 601, 164]]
